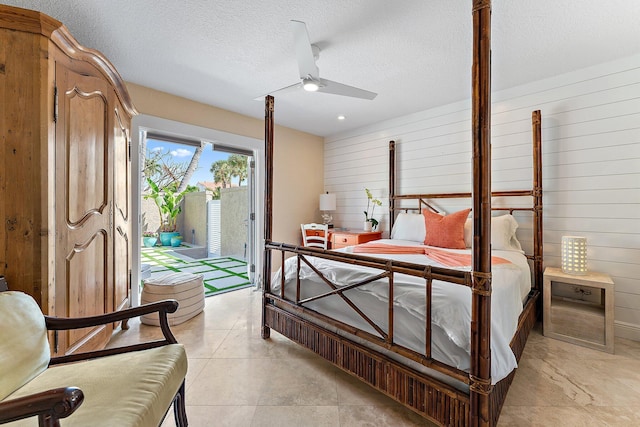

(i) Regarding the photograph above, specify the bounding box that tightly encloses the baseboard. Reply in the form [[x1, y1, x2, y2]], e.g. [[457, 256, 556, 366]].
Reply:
[[615, 320, 640, 342]]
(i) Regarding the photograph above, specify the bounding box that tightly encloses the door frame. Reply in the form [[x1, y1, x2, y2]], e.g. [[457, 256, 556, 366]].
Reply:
[[210, 144, 256, 283], [130, 114, 264, 306]]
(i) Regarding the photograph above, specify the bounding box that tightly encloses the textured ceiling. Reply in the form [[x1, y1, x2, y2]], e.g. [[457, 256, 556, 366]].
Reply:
[[6, 1, 640, 137]]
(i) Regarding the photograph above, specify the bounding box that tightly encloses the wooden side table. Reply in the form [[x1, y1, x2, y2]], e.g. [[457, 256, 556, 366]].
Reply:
[[543, 267, 615, 353], [329, 230, 382, 249]]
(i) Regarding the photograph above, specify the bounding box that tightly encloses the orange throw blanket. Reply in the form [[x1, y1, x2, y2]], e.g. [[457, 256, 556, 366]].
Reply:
[[352, 242, 511, 267]]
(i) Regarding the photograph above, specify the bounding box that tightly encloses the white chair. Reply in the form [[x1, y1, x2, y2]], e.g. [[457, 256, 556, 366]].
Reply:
[[301, 223, 329, 249]]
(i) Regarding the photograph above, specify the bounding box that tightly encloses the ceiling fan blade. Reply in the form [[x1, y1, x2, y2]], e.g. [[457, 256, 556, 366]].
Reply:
[[318, 78, 377, 100], [253, 81, 302, 100], [290, 20, 319, 80]]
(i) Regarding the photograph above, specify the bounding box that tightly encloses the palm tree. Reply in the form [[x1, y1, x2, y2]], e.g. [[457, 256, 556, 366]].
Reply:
[[227, 154, 248, 186], [176, 143, 204, 193], [210, 159, 232, 188]]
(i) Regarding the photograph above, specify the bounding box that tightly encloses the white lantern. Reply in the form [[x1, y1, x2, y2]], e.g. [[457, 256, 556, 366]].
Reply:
[[561, 236, 587, 275]]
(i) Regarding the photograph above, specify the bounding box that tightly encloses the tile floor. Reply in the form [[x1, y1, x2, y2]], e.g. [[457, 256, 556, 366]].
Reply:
[[108, 288, 640, 426]]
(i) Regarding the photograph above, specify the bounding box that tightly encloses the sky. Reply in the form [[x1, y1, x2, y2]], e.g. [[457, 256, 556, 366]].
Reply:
[[146, 139, 239, 186]]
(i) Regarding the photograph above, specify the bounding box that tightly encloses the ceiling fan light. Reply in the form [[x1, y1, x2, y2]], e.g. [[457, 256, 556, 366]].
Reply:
[[303, 78, 319, 92]]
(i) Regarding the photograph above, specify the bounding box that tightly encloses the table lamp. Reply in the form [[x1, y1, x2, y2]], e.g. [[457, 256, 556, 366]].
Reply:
[[319, 192, 336, 227]]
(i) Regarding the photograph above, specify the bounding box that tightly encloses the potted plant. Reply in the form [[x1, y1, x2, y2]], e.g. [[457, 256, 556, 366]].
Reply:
[[142, 231, 158, 248], [363, 188, 382, 231], [145, 178, 190, 245], [170, 235, 183, 247]]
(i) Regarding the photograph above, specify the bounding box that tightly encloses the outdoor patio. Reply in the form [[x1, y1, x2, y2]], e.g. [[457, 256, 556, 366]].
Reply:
[[141, 245, 251, 297]]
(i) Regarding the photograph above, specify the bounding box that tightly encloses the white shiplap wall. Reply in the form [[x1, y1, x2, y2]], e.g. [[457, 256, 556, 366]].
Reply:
[[325, 54, 640, 341]]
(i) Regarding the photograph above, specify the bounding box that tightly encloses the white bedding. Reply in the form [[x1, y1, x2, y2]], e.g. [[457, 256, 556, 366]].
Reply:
[[270, 239, 531, 384]]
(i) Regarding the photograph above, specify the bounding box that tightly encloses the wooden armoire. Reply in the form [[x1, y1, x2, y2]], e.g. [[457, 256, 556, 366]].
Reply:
[[0, 5, 136, 355]]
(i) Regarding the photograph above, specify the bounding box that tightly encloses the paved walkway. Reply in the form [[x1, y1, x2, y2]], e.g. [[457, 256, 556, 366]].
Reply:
[[141, 246, 252, 297]]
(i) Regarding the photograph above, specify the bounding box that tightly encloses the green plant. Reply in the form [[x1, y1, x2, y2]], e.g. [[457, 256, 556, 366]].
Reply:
[[142, 231, 157, 238], [144, 178, 191, 232], [363, 188, 382, 230]]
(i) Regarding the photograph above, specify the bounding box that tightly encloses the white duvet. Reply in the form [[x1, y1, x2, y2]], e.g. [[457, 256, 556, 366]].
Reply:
[[270, 239, 531, 384]]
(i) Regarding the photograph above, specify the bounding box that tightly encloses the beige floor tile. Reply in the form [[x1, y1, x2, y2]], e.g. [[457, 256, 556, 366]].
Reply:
[[251, 406, 340, 427], [584, 405, 640, 426], [187, 358, 269, 406], [213, 328, 321, 359], [498, 406, 601, 426], [503, 357, 591, 407], [613, 337, 640, 359], [162, 405, 256, 427], [174, 327, 230, 358], [338, 405, 436, 426], [184, 357, 209, 391], [108, 287, 640, 426], [256, 357, 339, 406]]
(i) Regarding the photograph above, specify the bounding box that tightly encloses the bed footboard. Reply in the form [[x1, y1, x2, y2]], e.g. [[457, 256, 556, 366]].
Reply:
[[264, 289, 539, 427], [264, 302, 470, 426]]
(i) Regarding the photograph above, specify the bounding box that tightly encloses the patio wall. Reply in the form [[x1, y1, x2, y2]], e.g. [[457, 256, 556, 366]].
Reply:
[[141, 198, 162, 234], [180, 191, 211, 247], [220, 187, 248, 259]]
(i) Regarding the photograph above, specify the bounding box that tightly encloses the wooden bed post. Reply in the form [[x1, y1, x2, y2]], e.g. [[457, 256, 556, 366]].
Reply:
[[470, 1, 492, 426], [532, 110, 543, 294], [261, 95, 274, 339], [389, 141, 396, 233]]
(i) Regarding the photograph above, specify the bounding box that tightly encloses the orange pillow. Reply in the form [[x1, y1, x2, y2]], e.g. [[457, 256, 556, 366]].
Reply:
[[422, 208, 471, 249]]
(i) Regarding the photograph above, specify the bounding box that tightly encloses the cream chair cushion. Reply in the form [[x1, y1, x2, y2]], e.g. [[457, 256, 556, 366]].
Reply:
[[0, 291, 50, 401], [5, 344, 187, 427]]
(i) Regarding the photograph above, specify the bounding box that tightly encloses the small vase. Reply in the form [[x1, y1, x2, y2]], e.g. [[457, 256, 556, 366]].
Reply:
[[170, 236, 183, 247], [363, 221, 372, 232]]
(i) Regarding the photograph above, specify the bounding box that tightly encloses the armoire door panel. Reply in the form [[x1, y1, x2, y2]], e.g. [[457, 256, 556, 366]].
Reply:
[[64, 229, 109, 352], [114, 226, 129, 311], [55, 59, 114, 354], [112, 103, 131, 312], [65, 87, 108, 226], [113, 107, 130, 223]]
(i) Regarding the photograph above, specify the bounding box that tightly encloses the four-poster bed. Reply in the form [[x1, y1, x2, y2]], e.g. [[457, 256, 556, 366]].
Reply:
[[261, 2, 543, 425]]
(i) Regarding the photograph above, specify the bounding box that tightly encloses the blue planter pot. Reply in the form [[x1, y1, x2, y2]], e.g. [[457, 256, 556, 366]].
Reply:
[[159, 232, 180, 246], [170, 236, 183, 247], [143, 237, 158, 247]]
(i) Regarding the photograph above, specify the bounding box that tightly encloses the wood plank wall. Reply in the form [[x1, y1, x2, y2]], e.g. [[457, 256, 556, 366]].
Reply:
[[324, 54, 640, 341]]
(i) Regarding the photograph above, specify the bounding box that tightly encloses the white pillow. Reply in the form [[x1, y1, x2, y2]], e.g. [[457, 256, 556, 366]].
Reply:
[[492, 214, 523, 252], [463, 214, 523, 252], [390, 212, 426, 242]]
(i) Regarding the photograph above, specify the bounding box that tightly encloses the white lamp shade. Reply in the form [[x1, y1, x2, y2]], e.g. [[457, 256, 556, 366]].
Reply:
[[561, 236, 587, 275], [319, 193, 336, 211]]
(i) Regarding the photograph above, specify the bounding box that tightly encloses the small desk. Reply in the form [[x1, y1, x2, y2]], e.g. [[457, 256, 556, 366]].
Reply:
[[543, 267, 615, 353], [329, 229, 382, 249]]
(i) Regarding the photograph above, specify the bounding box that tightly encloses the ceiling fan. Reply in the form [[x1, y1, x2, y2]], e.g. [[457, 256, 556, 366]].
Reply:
[[258, 20, 377, 100]]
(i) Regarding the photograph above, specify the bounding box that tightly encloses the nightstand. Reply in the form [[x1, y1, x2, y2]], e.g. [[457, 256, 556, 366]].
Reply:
[[543, 267, 615, 353], [329, 230, 382, 249]]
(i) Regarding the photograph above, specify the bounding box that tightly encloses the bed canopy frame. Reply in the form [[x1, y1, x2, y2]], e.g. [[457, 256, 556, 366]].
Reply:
[[260, 2, 543, 425]]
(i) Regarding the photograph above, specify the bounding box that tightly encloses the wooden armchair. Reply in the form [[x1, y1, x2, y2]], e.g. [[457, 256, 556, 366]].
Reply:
[[0, 291, 188, 427]]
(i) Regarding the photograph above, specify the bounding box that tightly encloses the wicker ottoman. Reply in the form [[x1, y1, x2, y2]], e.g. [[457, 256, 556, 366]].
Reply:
[[141, 271, 205, 326]]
